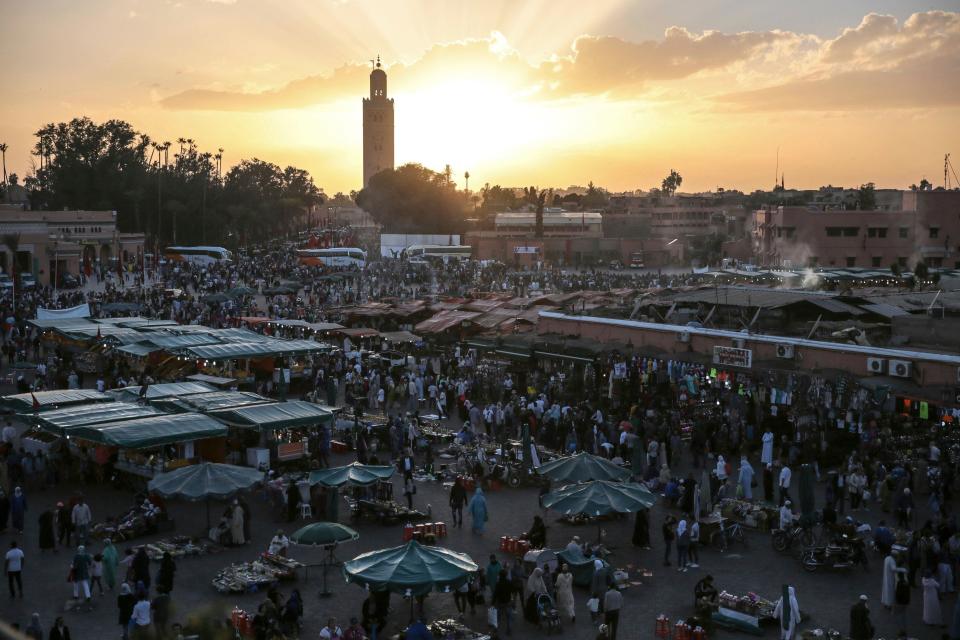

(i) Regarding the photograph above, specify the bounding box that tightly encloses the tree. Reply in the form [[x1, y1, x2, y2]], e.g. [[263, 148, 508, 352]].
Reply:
[[910, 178, 932, 191], [661, 169, 683, 196], [914, 260, 929, 291], [355, 163, 465, 233], [857, 182, 876, 210], [890, 262, 902, 291], [0, 143, 7, 185], [581, 181, 609, 209]]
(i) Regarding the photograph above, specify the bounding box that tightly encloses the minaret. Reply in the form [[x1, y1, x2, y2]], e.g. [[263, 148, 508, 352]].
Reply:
[[362, 56, 394, 188]]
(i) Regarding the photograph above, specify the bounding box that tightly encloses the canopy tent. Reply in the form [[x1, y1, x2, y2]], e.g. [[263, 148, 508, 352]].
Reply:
[[179, 339, 325, 360], [154, 391, 274, 414], [536, 452, 632, 484], [70, 413, 227, 449], [378, 330, 420, 344], [147, 462, 264, 528], [110, 381, 216, 402], [116, 343, 159, 358], [210, 400, 333, 431], [185, 373, 239, 389], [34, 403, 161, 435], [2, 389, 113, 414], [542, 480, 657, 517], [343, 541, 479, 598], [309, 462, 395, 487], [139, 334, 223, 349]]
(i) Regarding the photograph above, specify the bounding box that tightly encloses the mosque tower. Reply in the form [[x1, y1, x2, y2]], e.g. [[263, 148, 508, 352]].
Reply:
[[362, 55, 394, 187]]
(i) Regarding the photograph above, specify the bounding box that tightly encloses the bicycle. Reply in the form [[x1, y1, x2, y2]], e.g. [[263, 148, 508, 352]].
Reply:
[[710, 519, 748, 552]]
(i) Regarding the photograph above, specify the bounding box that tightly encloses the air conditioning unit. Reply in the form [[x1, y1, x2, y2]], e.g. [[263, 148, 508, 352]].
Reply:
[[867, 358, 887, 374], [776, 344, 795, 359], [889, 359, 912, 378], [678, 331, 691, 343], [732, 338, 746, 349]]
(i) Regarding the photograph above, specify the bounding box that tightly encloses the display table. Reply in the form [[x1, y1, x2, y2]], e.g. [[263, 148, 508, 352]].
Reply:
[[137, 536, 223, 561], [212, 553, 304, 593], [389, 618, 490, 640], [719, 499, 776, 531], [356, 499, 427, 525]]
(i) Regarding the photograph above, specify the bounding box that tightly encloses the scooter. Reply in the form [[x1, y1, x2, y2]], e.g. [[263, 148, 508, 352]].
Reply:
[[801, 536, 868, 572]]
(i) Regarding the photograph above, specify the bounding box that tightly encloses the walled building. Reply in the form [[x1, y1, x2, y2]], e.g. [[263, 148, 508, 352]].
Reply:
[[362, 57, 395, 188]]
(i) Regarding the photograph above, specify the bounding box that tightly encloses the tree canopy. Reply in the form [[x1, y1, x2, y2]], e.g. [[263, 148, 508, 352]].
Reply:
[[356, 163, 465, 233]]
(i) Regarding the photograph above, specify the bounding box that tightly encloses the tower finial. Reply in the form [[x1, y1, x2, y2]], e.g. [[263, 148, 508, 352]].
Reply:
[[376, 54, 381, 68]]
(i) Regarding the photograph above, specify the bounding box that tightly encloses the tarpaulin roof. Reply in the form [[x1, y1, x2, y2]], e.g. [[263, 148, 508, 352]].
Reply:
[[148, 462, 263, 501], [542, 480, 657, 516], [537, 452, 632, 484], [307, 322, 344, 332], [2, 389, 113, 413], [71, 413, 227, 449], [180, 339, 324, 359], [309, 462, 395, 487], [141, 334, 223, 349], [155, 391, 274, 414], [117, 343, 158, 358], [34, 402, 161, 434], [335, 328, 380, 338], [111, 381, 216, 401], [210, 400, 333, 431], [415, 310, 480, 334], [185, 373, 239, 389], [343, 541, 478, 597], [378, 330, 420, 343]]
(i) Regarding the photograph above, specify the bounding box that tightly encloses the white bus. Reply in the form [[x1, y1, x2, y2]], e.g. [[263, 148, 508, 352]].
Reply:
[[164, 246, 233, 265], [296, 247, 367, 268], [403, 244, 473, 263]]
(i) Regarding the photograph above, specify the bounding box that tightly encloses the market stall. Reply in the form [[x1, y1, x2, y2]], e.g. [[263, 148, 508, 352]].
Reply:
[[90, 495, 168, 541], [151, 391, 275, 414], [537, 451, 632, 484], [136, 536, 224, 561], [109, 381, 217, 403], [209, 400, 334, 465], [542, 479, 657, 540], [147, 462, 265, 527], [1, 389, 113, 414]]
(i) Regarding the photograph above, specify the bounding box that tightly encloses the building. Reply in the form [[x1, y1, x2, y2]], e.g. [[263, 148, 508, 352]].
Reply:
[[362, 57, 395, 188], [0, 206, 145, 285], [753, 190, 960, 269], [494, 209, 603, 238], [606, 194, 748, 240]]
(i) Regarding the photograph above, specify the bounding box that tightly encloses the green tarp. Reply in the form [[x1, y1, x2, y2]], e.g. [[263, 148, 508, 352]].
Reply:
[[210, 401, 333, 431], [153, 391, 274, 414], [111, 381, 216, 402], [343, 541, 478, 596], [117, 343, 158, 358], [309, 462, 395, 487], [537, 452, 632, 484], [291, 522, 359, 547], [542, 480, 657, 516], [147, 462, 263, 501], [2, 389, 113, 414], [35, 403, 161, 434], [181, 339, 324, 359], [71, 413, 227, 449]]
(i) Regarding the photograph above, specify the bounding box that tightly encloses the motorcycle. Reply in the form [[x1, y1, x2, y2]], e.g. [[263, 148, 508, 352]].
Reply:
[[801, 536, 868, 572], [771, 524, 815, 553]]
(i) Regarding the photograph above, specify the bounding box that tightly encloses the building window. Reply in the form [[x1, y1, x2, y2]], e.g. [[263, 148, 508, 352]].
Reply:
[[898, 257, 907, 267], [826, 227, 841, 237], [843, 227, 859, 237], [930, 227, 939, 239], [867, 227, 887, 238], [846, 257, 856, 267], [899, 227, 909, 238], [872, 256, 882, 267]]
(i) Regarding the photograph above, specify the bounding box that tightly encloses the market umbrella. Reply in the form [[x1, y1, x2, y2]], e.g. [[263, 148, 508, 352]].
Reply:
[[309, 462, 395, 488], [200, 293, 230, 304], [263, 286, 294, 296], [799, 464, 816, 527], [343, 541, 478, 620], [537, 452, 631, 484], [147, 462, 263, 528], [228, 286, 257, 297], [291, 523, 360, 598], [543, 480, 657, 541]]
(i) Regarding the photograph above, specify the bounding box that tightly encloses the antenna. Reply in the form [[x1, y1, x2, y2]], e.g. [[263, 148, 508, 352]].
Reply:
[[775, 146, 780, 190]]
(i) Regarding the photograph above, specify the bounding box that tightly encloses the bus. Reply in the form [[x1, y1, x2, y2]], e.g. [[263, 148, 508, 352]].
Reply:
[[164, 246, 233, 265], [295, 247, 367, 268], [402, 245, 473, 263]]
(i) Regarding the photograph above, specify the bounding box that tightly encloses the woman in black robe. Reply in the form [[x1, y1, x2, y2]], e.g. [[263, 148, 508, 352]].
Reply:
[[132, 547, 151, 590], [632, 509, 650, 548], [38, 507, 56, 551]]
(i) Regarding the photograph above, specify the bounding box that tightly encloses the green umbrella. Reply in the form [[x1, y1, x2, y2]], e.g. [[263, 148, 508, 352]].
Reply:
[[542, 480, 657, 517], [147, 462, 263, 528], [343, 540, 478, 599], [228, 286, 257, 297], [290, 522, 359, 547], [200, 292, 230, 304], [263, 286, 294, 296], [537, 452, 632, 484], [309, 462, 395, 488]]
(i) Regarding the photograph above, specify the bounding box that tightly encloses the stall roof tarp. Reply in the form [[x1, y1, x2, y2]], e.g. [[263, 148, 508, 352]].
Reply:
[[307, 322, 345, 332], [71, 413, 227, 449], [378, 330, 420, 343], [210, 400, 333, 431], [29, 318, 96, 331], [35, 403, 162, 434], [117, 343, 159, 358], [181, 339, 325, 359], [111, 381, 216, 401], [148, 462, 264, 501], [308, 462, 395, 487], [185, 373, 239, 389], [158, 391, 275, 413], [2, 389, 113, 413], [142, 334, 224, 349]]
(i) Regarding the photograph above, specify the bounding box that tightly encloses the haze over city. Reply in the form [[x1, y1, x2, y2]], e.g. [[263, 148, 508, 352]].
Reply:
[[2, 0, 959, 193]]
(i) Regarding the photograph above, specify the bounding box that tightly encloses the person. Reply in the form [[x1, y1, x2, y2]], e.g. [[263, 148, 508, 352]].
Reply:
[[102, 539, 119, 591], [5, 540, 24, 598], [152, 590, 171, 637], [676, 515, 690, 571], [662, 515, 676, 567], [566, 536, 582, 555], [486, 555, 502, 601], [56, 502, 71, 547], [71, 545, 92, 602], [320, 617, 343, 639], [632, 510, 650, 548], [894, 573, 910, 634], [343, 617, 366, 640], [71, 495, 92, 545], [280, 588, 304, 636], [874, 522, 894, 557], [694, 575, 719, 613], [156, 551, 176, 594], [404, 476, 416, 510], [268, 530, 289, 556], [688, 518, 700, 568], [525, 515, 546, 549], [0, 488, 9, 532], [129, 590, 152, 639], [555, 564, 575, 624], [231, 499, 245, 545], [404, 617, 433, 640], [738, 457, 755, 500], [38, 507, 55, 553], [922, 572, 943, 626], [132, 547, 151, 590], [493, 567, 514, 635], [779, 501, 794, 530], [449, 477, 467, 528], [590, 559, 610, 620], [850, 595, 875, 640], [881, 553, 906, 609], [49, 617, 71, 640], [950, 598, 960, 640], [779, 464, 792, 506], [603, 585, 623, 640], [117, 583, 136, 640], [11, 486, 26, 534], [25, 612, 42, 640], [772, 585, 800, 640], [761, 430, 774, 466], [90, 553, 104, 596], [468, 487, 487, 534]]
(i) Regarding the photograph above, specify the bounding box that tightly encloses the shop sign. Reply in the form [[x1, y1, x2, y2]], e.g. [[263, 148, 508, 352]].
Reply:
[[712, 346, 752, 369], [277, 441, 306, 461], [513, 246, 539, 254]]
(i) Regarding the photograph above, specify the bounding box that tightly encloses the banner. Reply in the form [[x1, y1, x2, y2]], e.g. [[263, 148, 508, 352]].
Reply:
[[36, 304, 91, 321], [712, 345, 752, 369], [513, 246, 539, 254]]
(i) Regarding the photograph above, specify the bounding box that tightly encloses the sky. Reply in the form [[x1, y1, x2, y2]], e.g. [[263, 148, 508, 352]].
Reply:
[[1, 0, 959, 195]]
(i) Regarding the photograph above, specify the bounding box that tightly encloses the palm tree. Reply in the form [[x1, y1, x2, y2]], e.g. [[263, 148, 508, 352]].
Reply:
[[0, 143, 7, 186]]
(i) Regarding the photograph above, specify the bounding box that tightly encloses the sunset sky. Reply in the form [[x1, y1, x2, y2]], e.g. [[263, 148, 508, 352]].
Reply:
[[2, 0, 959, 195]]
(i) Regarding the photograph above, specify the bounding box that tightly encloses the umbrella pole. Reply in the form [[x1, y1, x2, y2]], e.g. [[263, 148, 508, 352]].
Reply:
[[206, 497, 211, 531], [318, 546, 332, 598]]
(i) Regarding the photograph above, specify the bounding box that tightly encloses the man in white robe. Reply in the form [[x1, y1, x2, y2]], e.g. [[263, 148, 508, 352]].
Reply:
[[881, 553, 906, 609], [761, 431, 774, 466], [773, 585, 800, 639]]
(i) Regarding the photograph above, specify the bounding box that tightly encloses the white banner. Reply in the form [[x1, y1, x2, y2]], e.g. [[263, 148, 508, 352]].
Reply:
[[36, 304, 91, 321], [513, 246, 539, 254]]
